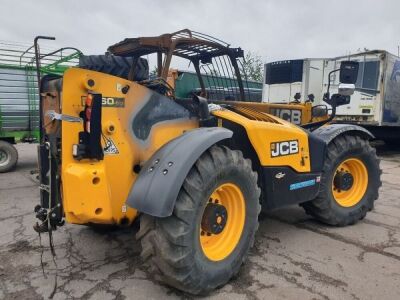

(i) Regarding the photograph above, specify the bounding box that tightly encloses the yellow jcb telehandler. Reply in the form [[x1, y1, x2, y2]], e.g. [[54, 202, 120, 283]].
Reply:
[[33, 30, 381, 295]]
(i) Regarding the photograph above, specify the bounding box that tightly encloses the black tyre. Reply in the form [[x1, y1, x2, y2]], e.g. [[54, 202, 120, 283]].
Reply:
[[137, 145, 261, 295], [79, 55, 149, 81], [302, 135, 381, 226], [0, 141, 18, 173]]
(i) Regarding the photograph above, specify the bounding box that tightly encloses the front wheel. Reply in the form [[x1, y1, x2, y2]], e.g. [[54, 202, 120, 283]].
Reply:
[[302, 135, 381, 226], [137, 145, 261, 295]]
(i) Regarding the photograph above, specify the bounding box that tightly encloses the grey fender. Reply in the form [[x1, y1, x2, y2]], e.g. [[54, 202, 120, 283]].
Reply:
[[313, 124, 374, 144], [126, 127, 233, 217]]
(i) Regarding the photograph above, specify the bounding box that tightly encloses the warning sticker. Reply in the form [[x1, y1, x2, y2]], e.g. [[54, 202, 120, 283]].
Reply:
[[103, 138, 119, 155]]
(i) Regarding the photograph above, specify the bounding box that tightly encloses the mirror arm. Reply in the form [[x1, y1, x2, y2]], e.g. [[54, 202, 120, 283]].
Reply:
[[326, 68, 340, 96], [304, 68, 340, 131]]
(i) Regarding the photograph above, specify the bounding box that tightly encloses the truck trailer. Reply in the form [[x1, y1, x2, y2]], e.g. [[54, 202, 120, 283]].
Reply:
[[263, 50, 400, 143]]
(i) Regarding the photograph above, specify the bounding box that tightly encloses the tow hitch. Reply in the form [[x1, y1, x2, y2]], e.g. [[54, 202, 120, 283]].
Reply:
[[33, 141, 64, 233], [33, 204, 64, 233]]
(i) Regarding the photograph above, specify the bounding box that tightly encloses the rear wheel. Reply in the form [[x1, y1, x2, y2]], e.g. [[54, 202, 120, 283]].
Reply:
[[0, 141, 18, 173], [302, 135, 381, 226], [137, 145, 261, 294]]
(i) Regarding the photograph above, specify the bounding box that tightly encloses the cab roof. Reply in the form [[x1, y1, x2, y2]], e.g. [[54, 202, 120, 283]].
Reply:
[[107, 29, 243, 63]]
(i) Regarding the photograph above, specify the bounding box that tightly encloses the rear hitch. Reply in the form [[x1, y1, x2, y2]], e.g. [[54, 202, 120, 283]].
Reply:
[[33, 204, 64, 233], [34, 140, 64, 233]]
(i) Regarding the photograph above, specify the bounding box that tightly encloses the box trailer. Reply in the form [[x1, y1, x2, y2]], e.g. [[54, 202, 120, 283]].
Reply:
[[263, 50, 400, 143]]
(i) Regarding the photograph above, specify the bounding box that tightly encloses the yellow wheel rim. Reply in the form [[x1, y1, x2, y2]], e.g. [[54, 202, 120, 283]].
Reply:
[[332, 158, 368, 207], [200, 183, 246, 261]]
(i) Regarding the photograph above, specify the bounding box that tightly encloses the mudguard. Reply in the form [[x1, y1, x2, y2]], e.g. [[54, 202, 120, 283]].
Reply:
[[313, 124, 374, 144], [126, 127, 233, 217]]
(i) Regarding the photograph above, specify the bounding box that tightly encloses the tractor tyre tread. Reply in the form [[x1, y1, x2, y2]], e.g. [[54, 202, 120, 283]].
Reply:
[[137, 145, 261, 295], [302, 135, 381, 226], [79, 55, 149, 81]]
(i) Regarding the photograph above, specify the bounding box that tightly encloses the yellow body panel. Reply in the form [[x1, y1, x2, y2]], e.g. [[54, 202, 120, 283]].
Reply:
[[59, 68, 313, 225], [61, 68, 197, 225], [213, 100, 327, 125], [212, 109, 311, 173]]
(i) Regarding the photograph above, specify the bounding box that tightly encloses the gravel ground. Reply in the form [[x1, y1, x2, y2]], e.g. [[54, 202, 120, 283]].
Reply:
[[0, 143, 399, 300]]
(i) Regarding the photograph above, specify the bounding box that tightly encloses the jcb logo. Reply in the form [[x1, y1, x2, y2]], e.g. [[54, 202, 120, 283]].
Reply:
[[270, 108, 302, 125], [271, 140, 299, 157]]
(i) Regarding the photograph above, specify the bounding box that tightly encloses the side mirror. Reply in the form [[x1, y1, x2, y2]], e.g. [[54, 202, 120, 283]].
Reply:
[[339, 61, 359, 84], [338, 83, 355, 96], [312, 105, 328, 118]]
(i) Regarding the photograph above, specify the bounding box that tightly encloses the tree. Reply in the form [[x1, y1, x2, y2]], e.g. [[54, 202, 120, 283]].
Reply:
[[240, 52, 263, 82], [150, 65, 158, 77]]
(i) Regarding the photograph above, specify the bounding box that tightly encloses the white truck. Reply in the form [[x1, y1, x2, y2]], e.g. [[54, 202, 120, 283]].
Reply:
[[263, 50, 400, 143]]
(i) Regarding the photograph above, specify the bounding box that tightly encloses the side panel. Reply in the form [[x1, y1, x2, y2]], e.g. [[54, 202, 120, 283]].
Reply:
[[382, 53, 400, 126], [211, 109, 323, 210], [263, 59, 326, 104], [60, 68, 197, 225], [288, 53, 384, 121], [0, 66, 39, 137], [306, 60, 325, 100], [328, 53, 383, 124], [263, 60, 304, 103], [261, 167, 321, 210], [266, 83, 302, 103], [212, 109, 312, 173]]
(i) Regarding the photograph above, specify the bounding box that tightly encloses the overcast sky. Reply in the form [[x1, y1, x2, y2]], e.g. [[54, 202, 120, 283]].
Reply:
[[1, 0, 399, 66]]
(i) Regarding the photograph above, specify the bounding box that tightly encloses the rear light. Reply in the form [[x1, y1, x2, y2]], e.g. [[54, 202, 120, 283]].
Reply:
[[85, 93, 93, 106], [85, 107, 92, 132], [74, 93, 104, 160], [85, 94, 93, 133]]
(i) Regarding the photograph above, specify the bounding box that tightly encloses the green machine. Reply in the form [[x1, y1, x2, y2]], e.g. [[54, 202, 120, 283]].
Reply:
[[0, 39, 81, 172]]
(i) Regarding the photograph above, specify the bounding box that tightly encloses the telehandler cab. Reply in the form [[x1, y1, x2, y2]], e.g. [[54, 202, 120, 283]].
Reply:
[[33, 30, 381, 295]]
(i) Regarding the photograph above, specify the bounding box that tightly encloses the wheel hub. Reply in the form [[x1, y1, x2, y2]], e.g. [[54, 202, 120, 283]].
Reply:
[[199, 182, 246, 261], [201, 203, 227, 235], [332, 158, 369, 208], [334, 171, 354, 191], [0, 149, 9, 166]]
